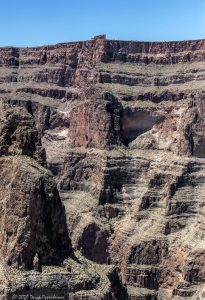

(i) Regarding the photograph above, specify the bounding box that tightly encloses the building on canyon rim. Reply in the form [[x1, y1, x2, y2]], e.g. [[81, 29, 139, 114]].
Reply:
[[0, 35, 204, 299]]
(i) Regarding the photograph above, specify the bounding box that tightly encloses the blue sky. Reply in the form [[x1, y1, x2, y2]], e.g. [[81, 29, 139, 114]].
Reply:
[[0, 0, 205, 46]]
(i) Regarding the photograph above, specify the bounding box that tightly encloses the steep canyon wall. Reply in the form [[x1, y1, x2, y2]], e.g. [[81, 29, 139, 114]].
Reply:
[[0, 36, 205, 299]]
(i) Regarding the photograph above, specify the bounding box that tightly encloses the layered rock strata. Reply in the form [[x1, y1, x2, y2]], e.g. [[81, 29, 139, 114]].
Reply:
[[0, 36, 205, 299]]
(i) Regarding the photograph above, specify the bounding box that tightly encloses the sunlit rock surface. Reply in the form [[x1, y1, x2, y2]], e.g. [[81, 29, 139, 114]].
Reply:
[[0, 36, 205, 299]]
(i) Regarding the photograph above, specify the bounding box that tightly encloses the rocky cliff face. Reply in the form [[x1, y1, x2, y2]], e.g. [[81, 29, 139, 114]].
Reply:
[[0, 36, 205, 299]]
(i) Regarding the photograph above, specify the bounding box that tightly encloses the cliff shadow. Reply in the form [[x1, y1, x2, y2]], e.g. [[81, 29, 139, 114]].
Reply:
[[121, 108, 159, 146]]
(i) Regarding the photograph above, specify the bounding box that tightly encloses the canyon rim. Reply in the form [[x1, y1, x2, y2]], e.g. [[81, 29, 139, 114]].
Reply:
[[0, 35, 205, 299]]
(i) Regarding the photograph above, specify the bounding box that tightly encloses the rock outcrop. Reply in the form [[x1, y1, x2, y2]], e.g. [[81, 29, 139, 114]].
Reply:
[[0, 105, 71, 270], [1, 36, 205, 299], [0, 155, 70, 269]]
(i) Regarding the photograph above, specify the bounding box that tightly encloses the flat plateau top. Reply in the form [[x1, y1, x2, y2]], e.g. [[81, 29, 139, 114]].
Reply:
[[1, 35, 205, 50]]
